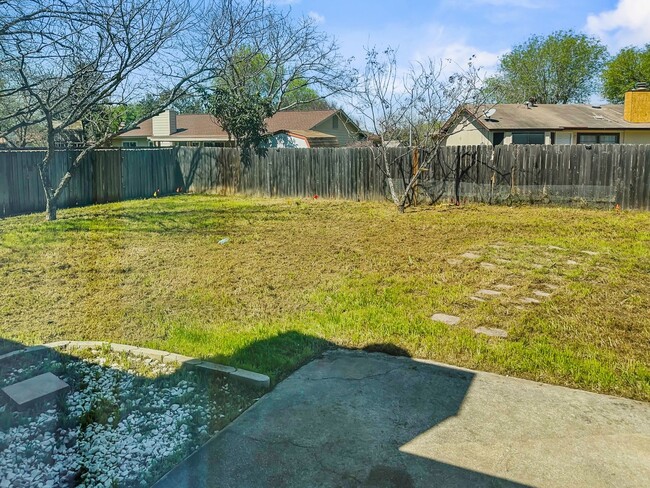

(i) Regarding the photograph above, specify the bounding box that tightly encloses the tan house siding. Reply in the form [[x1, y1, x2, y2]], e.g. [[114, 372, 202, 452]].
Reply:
[[551, 130, 650, 145], [312, 114, 360, 146], [444, 117, 491, 146], [621, 130, 650, 143]]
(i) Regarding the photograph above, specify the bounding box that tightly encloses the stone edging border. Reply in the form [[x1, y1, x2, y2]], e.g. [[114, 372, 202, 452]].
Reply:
[[0, 341, 270, 389]]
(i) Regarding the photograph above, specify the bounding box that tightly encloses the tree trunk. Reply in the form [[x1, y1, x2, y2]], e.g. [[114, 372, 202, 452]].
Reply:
[[45, 195, 58, 221], [39, 133, 58, 221]]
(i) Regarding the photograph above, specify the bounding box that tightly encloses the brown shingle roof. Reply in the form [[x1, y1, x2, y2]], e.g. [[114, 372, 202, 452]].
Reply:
[[120, 110, 339, 140], [265, 110, 337, 132], [466, 104, 650, 131]]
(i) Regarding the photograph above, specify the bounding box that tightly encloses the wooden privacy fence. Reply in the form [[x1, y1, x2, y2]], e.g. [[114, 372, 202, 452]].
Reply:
[[1, 144, 649, 217], [0, 148, 181, 217], [175, 145, 650, 209]]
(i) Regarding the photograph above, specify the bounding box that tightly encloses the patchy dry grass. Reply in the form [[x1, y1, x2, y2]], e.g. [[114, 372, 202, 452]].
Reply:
[[0, 195, 648, 400]]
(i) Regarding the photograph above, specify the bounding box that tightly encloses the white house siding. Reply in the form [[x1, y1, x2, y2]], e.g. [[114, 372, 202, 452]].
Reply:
[[312, 115, 359, 146], [111, 137, 150, 148], [266, 133, 309, 148], [444, 117, 491, 146], [554, 132, 573, 145]]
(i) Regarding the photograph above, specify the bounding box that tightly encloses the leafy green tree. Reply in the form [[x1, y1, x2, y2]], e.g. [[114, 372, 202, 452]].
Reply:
[[486, 30, 608, 104], [206, 4, 355, 163], [601, 45, 650, 103], [209, 88, 274, 163]]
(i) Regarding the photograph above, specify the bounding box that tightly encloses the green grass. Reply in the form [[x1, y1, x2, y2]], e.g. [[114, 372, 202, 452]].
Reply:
[[1, 195, 649, 400]]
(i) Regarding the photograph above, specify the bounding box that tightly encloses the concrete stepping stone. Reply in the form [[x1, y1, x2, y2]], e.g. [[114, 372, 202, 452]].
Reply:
[[461, 252, 481, 259], [446, 259, 462, 265], [520, 297, 541, 304], [480, 262, 497, 269], [495, 284, 514, 290], [533, 290, 551, 298], [566, 259, 579, 266], [581, 250, 598, 256], [543, 284, 559, 290], [474, 327, 508, 338], [431, 313, 461, 326], [495, 258, 512, 264], [2, 372, 69, 410], [469, 296, 485, 302], [476, 289, 502, 297], [548, 245, 566, 251]]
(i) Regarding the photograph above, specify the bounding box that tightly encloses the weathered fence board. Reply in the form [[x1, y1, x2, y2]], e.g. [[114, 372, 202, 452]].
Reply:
[[2, 144, 650, 218]]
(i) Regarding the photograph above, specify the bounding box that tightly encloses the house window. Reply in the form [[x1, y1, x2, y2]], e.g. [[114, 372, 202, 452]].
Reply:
[[577, 133, 620, 144], [332, 116, 339, 129], [511, 132, 545, 145], [122, 141, 137, 148], [492, 132, 504, 146]]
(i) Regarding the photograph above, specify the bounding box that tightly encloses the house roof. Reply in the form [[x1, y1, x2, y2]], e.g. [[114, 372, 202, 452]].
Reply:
[[463, 104, 650, 131], [119, 110, 345, 140]]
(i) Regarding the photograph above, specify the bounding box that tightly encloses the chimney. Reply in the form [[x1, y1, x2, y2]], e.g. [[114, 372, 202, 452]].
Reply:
[[152, 110, 177, 136], [623, 82, 650, 123]]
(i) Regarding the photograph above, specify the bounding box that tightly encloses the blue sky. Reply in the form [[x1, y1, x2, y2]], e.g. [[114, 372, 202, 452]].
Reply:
[[273, 0, 650, 73]]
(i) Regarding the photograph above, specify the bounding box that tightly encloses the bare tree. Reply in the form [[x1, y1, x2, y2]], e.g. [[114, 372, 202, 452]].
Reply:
[[207, 1, 356, 161], [0, 0, 271, 220], [352, 47, 488, 212]]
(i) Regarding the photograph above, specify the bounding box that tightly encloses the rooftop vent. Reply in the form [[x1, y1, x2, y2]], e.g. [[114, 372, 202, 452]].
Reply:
[[633, 82, 648, 91]]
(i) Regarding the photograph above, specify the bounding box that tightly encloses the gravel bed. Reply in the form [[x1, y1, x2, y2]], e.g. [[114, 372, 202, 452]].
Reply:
[[0, 347, 257, 487]]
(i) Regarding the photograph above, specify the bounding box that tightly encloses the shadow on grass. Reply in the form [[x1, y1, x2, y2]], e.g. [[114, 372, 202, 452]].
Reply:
[[3, 199, 302, 242]]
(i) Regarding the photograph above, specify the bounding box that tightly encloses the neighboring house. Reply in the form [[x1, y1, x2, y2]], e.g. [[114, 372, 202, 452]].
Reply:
[[444, 85, 650, 146], [112, 109, 365, 148]]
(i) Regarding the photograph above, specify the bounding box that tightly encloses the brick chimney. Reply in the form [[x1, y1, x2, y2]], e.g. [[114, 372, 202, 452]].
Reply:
[[152, 110, 177, 136], [623, 82, 650, 123]]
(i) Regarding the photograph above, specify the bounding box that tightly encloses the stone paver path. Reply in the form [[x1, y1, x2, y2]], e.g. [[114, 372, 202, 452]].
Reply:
[[474, 327, 508, 338], [2, 372, 69, 409], [431, 313, 461, 326]]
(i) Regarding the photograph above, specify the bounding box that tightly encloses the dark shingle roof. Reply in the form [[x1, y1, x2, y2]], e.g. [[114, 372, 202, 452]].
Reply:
[[466, 104, 650, 131]]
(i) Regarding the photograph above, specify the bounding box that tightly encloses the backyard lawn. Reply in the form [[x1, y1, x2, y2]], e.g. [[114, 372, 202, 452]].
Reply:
[[0, 195, 648, 401]]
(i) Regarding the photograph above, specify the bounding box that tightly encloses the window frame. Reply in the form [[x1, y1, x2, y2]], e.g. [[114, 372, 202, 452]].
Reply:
[[576, 133, 620, 144], [511, 131, 545, 145]]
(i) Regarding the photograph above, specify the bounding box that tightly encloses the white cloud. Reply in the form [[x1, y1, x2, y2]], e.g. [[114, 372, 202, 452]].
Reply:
[[308, 11, 325, 24], [585, 0, 650, 49], [410, 24, 504, 75]]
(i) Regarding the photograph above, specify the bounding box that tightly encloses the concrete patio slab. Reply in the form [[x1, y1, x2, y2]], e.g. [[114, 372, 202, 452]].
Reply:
[[154, 350, 650, 488]]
